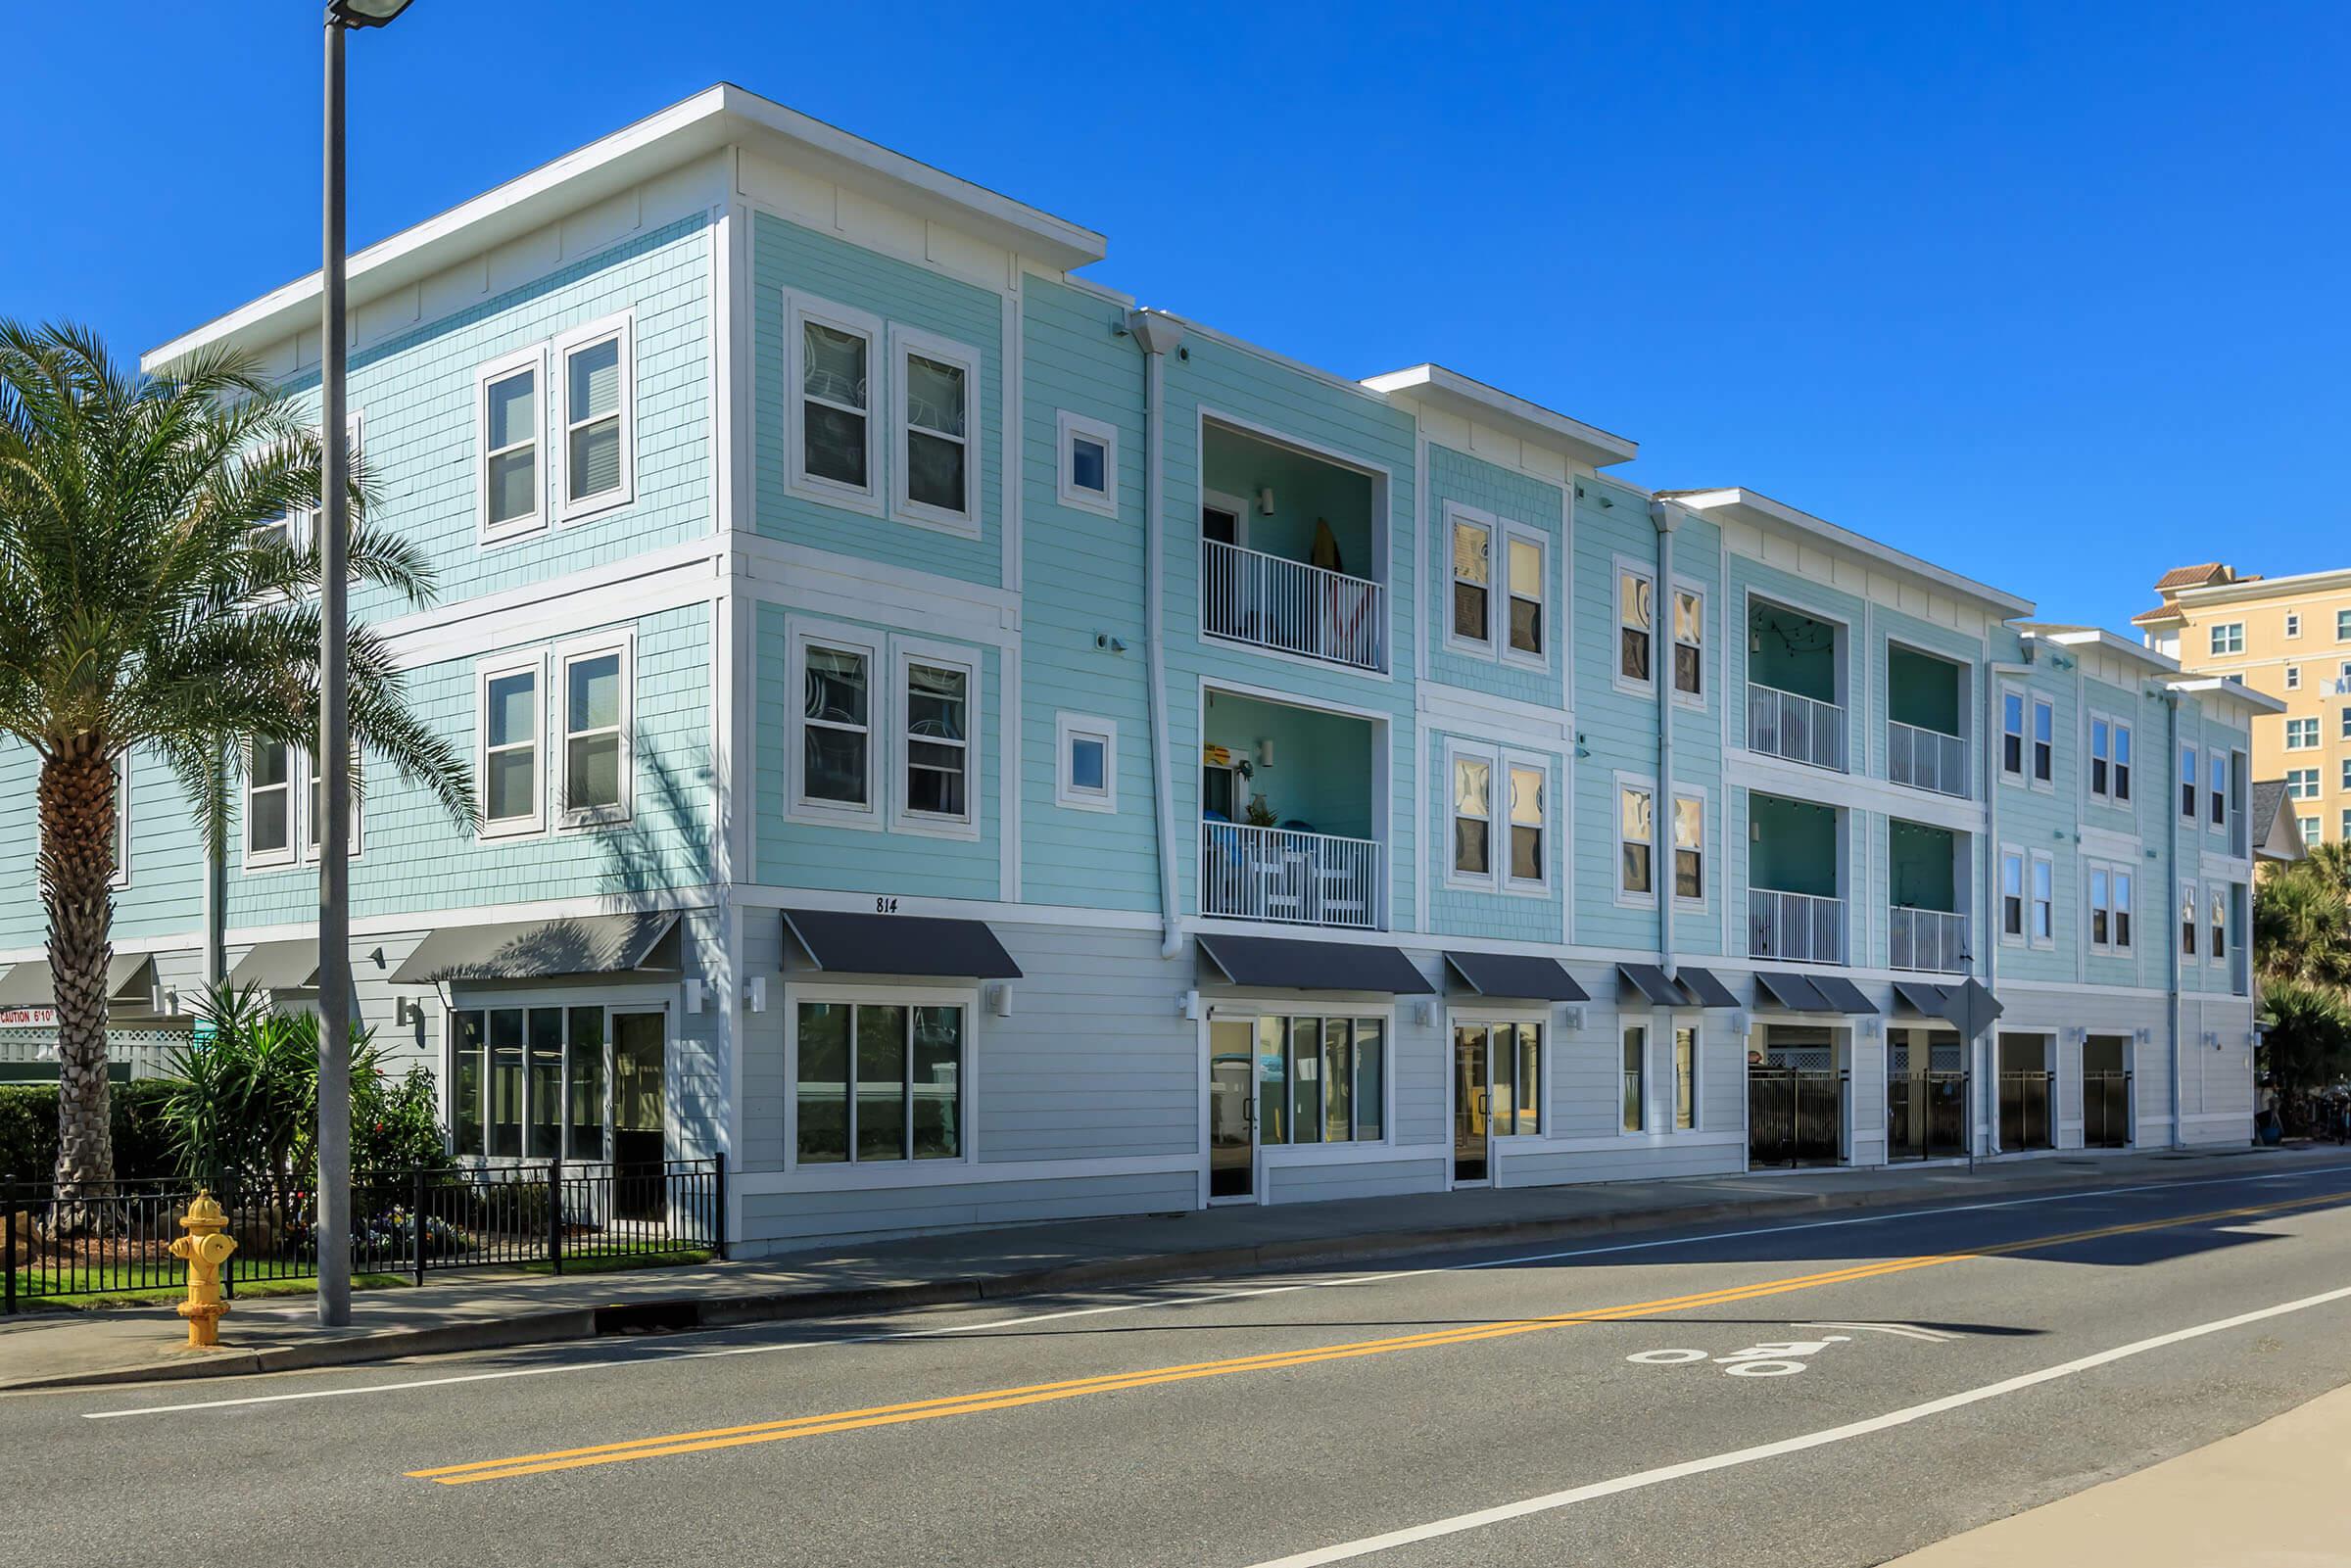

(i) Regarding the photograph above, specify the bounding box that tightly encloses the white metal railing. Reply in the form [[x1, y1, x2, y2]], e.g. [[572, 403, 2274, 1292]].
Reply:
[[1200, 820, 1382, 929], [1888, 720, 1968, 797], [1890, 906, 1968, 974], [1201, 538, 1386, 673], [1750, 887, 1846, 965], [1747, 683, 1847, 772]]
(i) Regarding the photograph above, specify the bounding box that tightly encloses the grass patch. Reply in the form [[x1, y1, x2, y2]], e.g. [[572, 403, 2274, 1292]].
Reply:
[[7, 1270, 410, 1312]]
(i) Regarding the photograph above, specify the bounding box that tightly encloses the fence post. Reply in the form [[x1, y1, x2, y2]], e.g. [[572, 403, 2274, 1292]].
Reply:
[[712, 1153, 727, 1261], [4, 1175, 15, 1316], [411, 1164, 427, 1289], [547, 1153, 562, 1275]]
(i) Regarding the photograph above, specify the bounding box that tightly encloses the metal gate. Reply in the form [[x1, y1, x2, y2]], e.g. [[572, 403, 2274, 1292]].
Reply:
[[1750, 1068, 1847, 1167], [1888, 1070, 1969, 1161], [2083, 1070, 2132, 1148], [1999, 1069, 2054, 1151]]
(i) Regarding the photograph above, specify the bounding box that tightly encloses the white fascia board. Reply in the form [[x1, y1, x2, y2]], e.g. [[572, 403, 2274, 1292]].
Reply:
[[1663, 487, 2036, 619], [1360, 363, 1640, 469], [2024, 626, 2183, 677], [143, 83, 1104, 375], [2173, 566, 2351, 607], [2166, 675, 2290, 717]]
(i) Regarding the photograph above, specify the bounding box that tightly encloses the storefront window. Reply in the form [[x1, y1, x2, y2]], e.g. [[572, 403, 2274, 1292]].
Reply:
[[448, 1003, 642, 1164], [794, 1001, 967, 1164], [1250, 1014, 1385, 1144]]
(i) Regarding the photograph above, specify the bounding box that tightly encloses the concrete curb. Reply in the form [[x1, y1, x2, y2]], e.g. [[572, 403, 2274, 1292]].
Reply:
[[2, 1155, 2306, 1395]]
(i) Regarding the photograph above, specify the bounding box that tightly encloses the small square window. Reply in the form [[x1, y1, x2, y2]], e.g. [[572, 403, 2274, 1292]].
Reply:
[[1055, 714, 1118, 813], [1055, 410, 1119, 518]]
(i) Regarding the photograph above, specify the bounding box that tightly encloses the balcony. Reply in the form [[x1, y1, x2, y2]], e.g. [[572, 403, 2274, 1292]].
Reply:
[[1200, 821, 1381, 929], [1890, 906, 1968, 974], [1198, 418, 1387, 674], [1748, 683, 1847, 771], [1201, 539, 1385, 673], [1750, 887, 1847, 965], [1887, 720, 1968, 797]]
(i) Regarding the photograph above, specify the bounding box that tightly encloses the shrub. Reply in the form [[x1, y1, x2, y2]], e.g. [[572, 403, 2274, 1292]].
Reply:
[[0, 1078, 179, 1182]]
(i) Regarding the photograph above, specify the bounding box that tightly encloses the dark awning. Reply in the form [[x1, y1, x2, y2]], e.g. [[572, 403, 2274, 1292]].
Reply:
[[0, 955, 157, 1008], [1198, 935, 1433, 994], [1755, 971, 1833, 1012], [1810, 975, 1879, 1015], [783, 909, 1022, 979], [228, 940, 320, 992], [392, 913, 682, 984], [1892, 980, 1954, 1018], [1677, 967, 1742, 1010], [1443, 952, 1589, 1003]]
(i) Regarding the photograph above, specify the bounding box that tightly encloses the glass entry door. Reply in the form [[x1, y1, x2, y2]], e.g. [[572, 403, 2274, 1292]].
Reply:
[[1453, 1026, 1493, 1183], [611, 1010, 666, 1220], [1208, 1020, 1257, 1201]]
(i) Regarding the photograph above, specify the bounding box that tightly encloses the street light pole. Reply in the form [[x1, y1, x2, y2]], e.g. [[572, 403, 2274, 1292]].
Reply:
[[317, 0, 411, 1331]]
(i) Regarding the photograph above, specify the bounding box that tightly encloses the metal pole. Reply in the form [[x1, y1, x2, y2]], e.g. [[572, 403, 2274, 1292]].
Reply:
[[315, 14, 354, 1329]]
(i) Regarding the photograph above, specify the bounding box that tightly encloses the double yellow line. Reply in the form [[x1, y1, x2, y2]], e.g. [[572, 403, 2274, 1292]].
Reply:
[[410, 1185, 2347, 1486]]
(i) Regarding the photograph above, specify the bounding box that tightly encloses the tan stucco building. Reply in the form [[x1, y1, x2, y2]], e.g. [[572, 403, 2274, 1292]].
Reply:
[[2138, 563, 2351, 847]]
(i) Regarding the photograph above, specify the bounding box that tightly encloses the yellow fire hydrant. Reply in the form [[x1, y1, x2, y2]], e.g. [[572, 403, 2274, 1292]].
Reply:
[[167, 1191, 238, 1349]]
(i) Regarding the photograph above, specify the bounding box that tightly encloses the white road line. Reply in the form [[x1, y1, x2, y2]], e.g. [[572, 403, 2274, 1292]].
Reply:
[[1243, 1281, 2351, 1567], [79, 1160, 2351, 1421], [1796, 1321, 1955, 1343]]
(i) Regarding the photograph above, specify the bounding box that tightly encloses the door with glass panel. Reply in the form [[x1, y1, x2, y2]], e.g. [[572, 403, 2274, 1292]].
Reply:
[[610, 1010, 667, 1220], [1208, 1020, 1257, 1201], [1207, 1014, 1386, 1203], [1453, 1021, 1541, 1186]]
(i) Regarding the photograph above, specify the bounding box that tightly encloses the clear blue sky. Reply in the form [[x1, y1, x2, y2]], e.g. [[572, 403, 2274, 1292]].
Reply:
[[9, 2, 2346, 633]]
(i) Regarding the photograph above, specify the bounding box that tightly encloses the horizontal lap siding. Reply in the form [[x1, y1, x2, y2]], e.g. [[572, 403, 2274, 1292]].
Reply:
[[1425, 445, 1565, 705], [1424, 729, 1564, 943], [1019, 278, 1157, 913], [1572, 477, 1665, 951], [750, 213, 1003, 589]]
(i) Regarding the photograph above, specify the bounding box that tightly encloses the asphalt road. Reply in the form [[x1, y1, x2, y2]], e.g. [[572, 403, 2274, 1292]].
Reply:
[[20, 1157, 2351, 1567]]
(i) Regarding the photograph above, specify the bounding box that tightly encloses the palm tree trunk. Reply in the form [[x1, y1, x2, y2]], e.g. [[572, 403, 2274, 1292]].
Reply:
[[38, 739, 118, 1201]]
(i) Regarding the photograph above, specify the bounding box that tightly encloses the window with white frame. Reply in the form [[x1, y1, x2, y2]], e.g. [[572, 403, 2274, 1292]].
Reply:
[[2339, 608, 2351, 641], [2341, 807, 2350, 841], [2341, 758, 2351, 794], [1618, 784, 1655, 897], [305, 748, 362, 860], [1673, 1025, 1698, 1130], [2286, 717, 2320, 749], [2211, 752, 2229, 828], [2087, 862, 2134, 954], [1452, 752, 1492, 880], [555, 316, 632, 518], [245, 738, 294, 866], [558, 643, 631, 828], [2286, 767, 2321, 800], [2342, 707, 2351, 741], [1054, 714, 1116, 812], [2180, 880, 2199, 956], [900, 652, 974, 827], [794, 999, 967, 1164], [2032, 696, 2055, 785], [110, 754, 130, 889], [1672, 588, 1704, 698], [2180, 744, 2198, 821], [1505, 530, 1545, 660], [2000, 689, 2026, 780], [1454, 1021, 1539, 1137], [447, 1003, 619, 1162], [1621, 1026, 1647, 1133], [1253, 1015, 1386, 1145], [1617, 568, 1654, 685], [2209, 622, 2243, 655], [2209, 886, 2228, 965], [2000, 848, 2026, 941], [1672, 794, 1703, 902], [2301, 815, 2323, 846], [479, 661, 544, 836], [2089, 715, 2132, 803], [797, 639, 875, 815], [476, 351, 544, 541], [2031, 852, 2055, 946], [893, 328, 981, 532], [790, 298, 881, 507], [1507, 762, 1546, 888], [1450, 510, 1493, 648], [2089, 716, 2111, 799], [1055, 410, 1118, 518], [2286, 664, 2303, 690], [2286, 612, 2302, 639]]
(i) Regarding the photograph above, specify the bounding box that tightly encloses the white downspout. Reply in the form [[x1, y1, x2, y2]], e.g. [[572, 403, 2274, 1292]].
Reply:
[[1128, 309, 1187, 960], [1648, 500, 1678, 980], [1984, 659, 2030, 1159]]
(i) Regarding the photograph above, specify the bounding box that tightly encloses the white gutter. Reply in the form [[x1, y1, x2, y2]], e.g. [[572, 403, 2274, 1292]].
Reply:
[[1648, 500, 1679, 981], [1129, 309, 1187, 960]]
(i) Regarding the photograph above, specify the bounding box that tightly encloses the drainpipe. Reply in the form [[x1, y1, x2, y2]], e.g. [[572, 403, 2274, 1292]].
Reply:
[[2161, 688, 2183, 1149], [1984, 658, 2031, 1160], [1128, 309, 1188, 961], [1647, 500, 1678, 981]]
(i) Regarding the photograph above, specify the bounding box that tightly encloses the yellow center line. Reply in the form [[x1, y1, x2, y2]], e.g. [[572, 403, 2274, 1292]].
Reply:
[[409, 1186, 2349, 1486]]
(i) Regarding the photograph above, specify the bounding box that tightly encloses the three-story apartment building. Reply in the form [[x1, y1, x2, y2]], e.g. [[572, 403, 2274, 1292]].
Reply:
[[0, 88, 2291, 1254]]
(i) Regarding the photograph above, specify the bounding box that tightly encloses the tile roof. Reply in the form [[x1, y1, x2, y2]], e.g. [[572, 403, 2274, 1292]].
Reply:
[[2154, 563, 2235, 592]]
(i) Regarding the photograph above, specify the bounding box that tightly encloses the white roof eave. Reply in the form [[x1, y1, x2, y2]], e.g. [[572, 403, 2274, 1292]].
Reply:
[[1361, 364, 1639, 469], [1665, 488, 2035, 619]]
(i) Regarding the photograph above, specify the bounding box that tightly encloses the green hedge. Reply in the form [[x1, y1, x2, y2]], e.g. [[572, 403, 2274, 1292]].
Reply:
[[0, 1080, 181, 1183]]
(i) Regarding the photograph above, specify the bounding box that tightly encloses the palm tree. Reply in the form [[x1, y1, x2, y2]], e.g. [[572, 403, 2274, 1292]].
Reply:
[[0, 321, 472, 1199], [2255, 849, 2351, 993]]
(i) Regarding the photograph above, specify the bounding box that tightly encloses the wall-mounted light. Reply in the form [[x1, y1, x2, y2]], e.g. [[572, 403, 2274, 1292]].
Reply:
[[1413, 999, 1436, 1028], [1180, 989, 1201, 1021], [744, 975, 768, 1014], [1560, 1005, 1586, 1031], [684, 979, 704, 1015], [2135, 1026, 2152, 1045], [1094, 632, 1128, 653], [1257, 737, 1276, 769], [986, 981, 1015, 1018], [1256, 486, 1275, 516]]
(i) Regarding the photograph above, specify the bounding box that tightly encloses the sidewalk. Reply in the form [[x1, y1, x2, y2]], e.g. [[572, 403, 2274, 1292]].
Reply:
[[0, 1144, 2336, 1395], [1885, 1379, 2351, 1565]]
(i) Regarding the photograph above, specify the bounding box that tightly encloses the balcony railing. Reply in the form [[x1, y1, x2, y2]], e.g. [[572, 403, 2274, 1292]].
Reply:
[[1890, 906, 1968, 974], [1747, 683, 1847, 772], [1201, 538, 1385, 673], [1200, 820, 1382, 929], [1750, 887, 1846, 965], [1888, 721, 1968, 797]]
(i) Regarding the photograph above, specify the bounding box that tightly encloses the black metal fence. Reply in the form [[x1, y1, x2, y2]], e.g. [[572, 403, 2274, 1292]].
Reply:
[[1749, 1068, 1847, 1167], [2083, 1070, 2132, 1149], [1998, 1070, 2054, 1151], [1, 1157, 723, 1311], [1887, 1070, 1970, 1161]]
